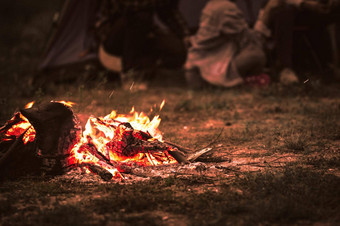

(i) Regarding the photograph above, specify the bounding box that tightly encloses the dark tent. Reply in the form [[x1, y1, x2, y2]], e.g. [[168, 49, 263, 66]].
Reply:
[[39, 0, 100, 69]]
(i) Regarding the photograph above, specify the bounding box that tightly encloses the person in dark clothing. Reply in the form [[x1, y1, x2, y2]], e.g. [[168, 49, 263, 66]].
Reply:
[[266, 0, 340, 83], [101, 0, 191, 89]]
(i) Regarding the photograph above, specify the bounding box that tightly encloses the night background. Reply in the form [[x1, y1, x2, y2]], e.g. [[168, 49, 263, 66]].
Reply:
[[0, 0, 339, 225]]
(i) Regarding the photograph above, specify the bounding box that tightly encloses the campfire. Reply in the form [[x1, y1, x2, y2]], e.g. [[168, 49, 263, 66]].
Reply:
[[0, 101, 208, 181]]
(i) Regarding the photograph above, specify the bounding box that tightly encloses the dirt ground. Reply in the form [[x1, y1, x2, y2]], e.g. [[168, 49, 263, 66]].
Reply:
[[1, 1, 340, 225], [1, 75, 339, 225]]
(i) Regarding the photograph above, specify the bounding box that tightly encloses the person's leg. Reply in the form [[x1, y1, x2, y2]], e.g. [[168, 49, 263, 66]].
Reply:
[[102, 16, 126, 57], [270, 5, 296, 72], [234, 43, 267, 78], [256, 0, 299, 84], [151, 32, 187, 69], [185, 67, 209, 89], [123, 11, 154, 72], [234, 0, 286, 78]]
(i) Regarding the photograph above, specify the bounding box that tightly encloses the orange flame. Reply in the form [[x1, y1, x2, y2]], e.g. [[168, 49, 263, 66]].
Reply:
[[1, 100, 176, 180], [2, 101, 76, 144], [53, 100, 75, 107], [68, 104, 176, 172], [3, 113, 36, 144]]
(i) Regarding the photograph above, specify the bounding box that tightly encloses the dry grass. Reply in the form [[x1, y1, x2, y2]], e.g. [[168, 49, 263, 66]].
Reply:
[[1, 1, 340, 225], [1, 82, 339, 225]]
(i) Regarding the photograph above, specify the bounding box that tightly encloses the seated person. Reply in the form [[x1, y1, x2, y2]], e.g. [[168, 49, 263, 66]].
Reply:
[[185, 0, 339, 88], [100, 0, 191, 89], [268, 0, 340, 84], [184, 0, 283, 88]]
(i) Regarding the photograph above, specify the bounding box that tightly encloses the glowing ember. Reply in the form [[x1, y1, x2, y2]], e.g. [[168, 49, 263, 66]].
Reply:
[[0, 113, 36, 144], [0, 100, 178, 180]]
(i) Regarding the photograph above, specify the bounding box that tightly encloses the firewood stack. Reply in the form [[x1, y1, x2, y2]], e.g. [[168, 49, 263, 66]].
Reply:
[[0, 102, 81, 179], [20, 102, 82, 174], [0, 101, 212, 181]]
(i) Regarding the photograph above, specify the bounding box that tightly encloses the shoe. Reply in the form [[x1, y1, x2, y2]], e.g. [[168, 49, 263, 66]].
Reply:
[[279, 68, 299, 85]]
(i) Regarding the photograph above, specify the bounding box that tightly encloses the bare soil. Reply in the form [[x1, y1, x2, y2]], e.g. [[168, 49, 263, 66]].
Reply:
[[0, 1, 340, 224], [1, 80, 339, 225]]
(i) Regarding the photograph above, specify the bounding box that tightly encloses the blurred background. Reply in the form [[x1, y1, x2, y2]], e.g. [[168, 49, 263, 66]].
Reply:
[[0, 1, 60, 94]]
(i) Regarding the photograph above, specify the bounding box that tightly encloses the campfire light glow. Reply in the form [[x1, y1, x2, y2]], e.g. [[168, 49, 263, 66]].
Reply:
[[0, 100, 178, 180], [1, 101, 36, 144], [53, 100, 75, 107]]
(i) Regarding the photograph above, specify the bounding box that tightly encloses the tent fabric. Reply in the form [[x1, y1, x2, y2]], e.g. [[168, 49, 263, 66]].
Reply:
[[39, 0, 100, 69]]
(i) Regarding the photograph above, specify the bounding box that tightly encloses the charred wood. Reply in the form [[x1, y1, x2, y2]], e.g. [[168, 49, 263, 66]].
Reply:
[[0, 128, 42, 180], [20, 102, 80, 157], [0, 113, 22, 135], [164, 141, 192, 154], [0, 127, 30, 170], [85, 141, 118, 167], [78, 163, 113, 181], [168, 149, 189, 164], [187, 148, 214, 162]]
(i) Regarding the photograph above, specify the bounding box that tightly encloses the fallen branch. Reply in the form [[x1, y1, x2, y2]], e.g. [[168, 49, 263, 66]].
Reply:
[[168, 149, 189, 164], [187, 148, 213, 162]]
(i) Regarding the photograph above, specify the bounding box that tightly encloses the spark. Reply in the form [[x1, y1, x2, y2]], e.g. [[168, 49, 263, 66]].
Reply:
[[160, 100, 166, 111], [109, 90, 115, 98], [25, 101, 35, 109]]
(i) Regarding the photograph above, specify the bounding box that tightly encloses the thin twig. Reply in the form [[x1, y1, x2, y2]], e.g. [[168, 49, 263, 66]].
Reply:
[[163, 141, 193, 153], [195, 128, 224, 151]]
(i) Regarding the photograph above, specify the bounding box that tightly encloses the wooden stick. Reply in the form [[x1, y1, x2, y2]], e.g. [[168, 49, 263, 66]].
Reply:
[[85, 138, 119, 167], [168, 149, 189, 164], [164, 141, 192, 154], [187, 148, 213, 162], [78, 163, 113, 181]]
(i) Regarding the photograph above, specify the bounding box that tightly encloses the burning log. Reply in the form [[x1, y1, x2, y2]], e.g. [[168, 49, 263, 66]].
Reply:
[[0, 100, 217, 181], [78, 163, 114, 181], [0, 127, 31, 171], [0, 113, 22, 136], [0, 129, 43, 180], [81, 141, 118, 167], [20, 101, 80, 157], [0, 101, 81, 179], [19, 101, 81, 174]]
